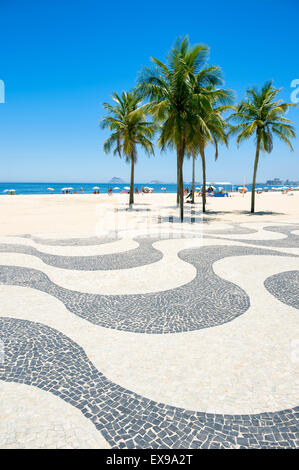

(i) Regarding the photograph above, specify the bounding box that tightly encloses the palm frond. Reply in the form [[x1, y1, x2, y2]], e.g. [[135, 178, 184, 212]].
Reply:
[[229, 81, 296, 154]]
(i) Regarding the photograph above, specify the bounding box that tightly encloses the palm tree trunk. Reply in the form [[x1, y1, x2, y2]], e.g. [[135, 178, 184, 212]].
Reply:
[[200, 147, 206, 213], [178, 142, 185, 222], [251, 132, 261, 213], [191, 151, 195, 204], [176, 149, 180, 206], [179, 160, 184, 221], [129, 154, 134, 206]]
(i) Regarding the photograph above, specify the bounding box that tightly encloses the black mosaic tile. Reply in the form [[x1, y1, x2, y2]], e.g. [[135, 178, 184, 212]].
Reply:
[[213, 224, 299, 248], [15, 234, 120, 246], [0, 244, 296, 334], [0, 317, 297, 449], [264, 270, 299, 309], [0, 237, 163, 271]]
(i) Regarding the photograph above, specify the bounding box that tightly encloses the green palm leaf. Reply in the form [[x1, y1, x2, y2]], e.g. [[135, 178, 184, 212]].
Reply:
[[228, 80, 297, 212]]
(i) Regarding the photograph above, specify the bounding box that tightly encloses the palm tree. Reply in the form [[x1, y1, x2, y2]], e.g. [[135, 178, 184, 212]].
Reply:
[[199, 102, 230, 212], [229, 81, 296, 213], [138, 37, 225, 221], [186, 94, 231, 212], [190, 146, 197, 204], [185, 144, 198, 204], [101, 90, 157, 206]]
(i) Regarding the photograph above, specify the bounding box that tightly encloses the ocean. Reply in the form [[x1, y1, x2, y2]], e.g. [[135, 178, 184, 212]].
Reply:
[[0, 182, 291, 195]]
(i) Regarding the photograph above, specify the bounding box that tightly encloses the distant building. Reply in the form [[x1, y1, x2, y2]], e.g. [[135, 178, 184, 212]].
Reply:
[[285, 179, 299, 186], [266, 178, 283, 186], [266, 178, 299, 186]]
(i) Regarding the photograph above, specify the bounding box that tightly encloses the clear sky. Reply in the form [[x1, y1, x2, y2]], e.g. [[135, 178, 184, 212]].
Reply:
[[0, 0, 298, 184]]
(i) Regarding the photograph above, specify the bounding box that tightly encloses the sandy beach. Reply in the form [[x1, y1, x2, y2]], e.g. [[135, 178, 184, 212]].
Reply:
[[0, 191, 298, 236]]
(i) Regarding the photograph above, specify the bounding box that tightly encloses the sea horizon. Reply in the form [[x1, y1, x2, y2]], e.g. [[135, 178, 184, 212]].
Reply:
[[0, 181, 294, 196]]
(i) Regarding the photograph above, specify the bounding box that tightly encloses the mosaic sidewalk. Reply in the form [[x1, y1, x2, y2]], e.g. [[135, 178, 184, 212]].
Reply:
[[0, 221, 298, 448]]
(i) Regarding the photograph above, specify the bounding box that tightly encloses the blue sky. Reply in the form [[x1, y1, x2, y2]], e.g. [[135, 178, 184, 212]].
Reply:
[[0, 0, 298, 184]]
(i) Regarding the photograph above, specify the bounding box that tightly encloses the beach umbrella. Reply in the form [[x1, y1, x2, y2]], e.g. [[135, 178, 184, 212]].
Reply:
[[113, 187, 120, 190], [124, 186, 130, 190], [47, 187, 54, 191], [93, 186, 100, 190], [4, 189, 16, 194], [161, 187, 166, 190]]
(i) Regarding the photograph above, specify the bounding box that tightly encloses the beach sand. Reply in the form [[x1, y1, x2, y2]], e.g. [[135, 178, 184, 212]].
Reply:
[[0, 191, 298, 235]]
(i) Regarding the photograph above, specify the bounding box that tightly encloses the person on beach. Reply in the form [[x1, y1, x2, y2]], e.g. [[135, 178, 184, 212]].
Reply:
[[186, 188, 193, 202]]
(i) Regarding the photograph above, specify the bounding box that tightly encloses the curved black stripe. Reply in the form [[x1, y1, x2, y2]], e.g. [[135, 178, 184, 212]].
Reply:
[[264, 271, 299, 309], [0, 237, 163, 271], [17, 234, 120, 246], [213, 224, 299, 248], [0, 244, 295, 334], [0, 317, 297, 449]]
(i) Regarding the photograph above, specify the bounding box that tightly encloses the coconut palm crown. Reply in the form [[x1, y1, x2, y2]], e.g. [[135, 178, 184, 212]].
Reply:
[[138, 36, 233, 219], [101, 90, 157, 205], [229, 81, 296, 212], [186, 92, 231, 210]]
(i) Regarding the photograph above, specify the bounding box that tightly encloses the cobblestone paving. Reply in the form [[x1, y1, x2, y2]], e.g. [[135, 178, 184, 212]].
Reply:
[[15, 234, 120, 246], [0, 237, 163, 271], [0, 245, 296, 333], [0, 233, 208, 270], [215, 224, 299, 248], [0, 317, 298, 449], [264, 270, 299, 310], [203, 223, 259, 236], [0, 222, 298, 449]]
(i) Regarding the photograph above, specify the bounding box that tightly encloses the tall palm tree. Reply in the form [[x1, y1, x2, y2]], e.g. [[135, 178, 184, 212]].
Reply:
[[185, 143, 198, 204], [229, 81, 296, 213], [101, 90, 157, 206], [189, 146, 197, 204], [186, 95, 231, 212], [138, 37, 225, 221], [199, 102, 230, 212]]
